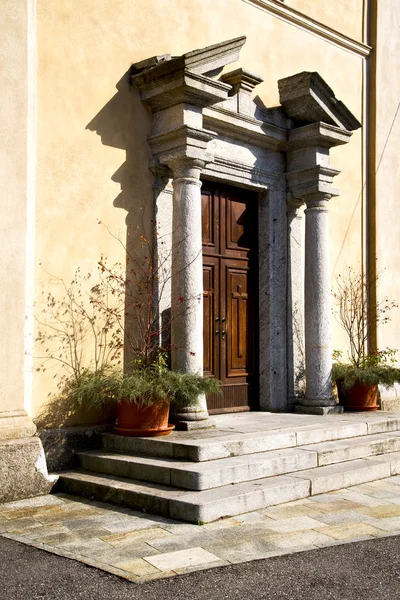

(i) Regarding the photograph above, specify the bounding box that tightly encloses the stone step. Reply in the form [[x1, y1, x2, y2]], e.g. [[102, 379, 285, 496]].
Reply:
[[57, 470, 311, 523], [76, 447, 318, 491], [57, 456, 392, 523], [288, 458, 391, 496], [302, 432, 400, 466], [101, 417, 400, 462], [366, 450, 400, 475]]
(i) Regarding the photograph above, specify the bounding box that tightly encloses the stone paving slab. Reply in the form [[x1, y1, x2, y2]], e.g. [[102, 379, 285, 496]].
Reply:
[[3, 476, 400, 582]]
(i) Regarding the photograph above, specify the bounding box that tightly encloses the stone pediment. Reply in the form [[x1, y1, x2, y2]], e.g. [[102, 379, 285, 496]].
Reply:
[[278, 72, 361, 131]]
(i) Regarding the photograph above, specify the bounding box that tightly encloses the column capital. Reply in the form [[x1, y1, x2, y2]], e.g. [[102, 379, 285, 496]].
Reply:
[[149, 125, 216, 177], [286, 165, 340, 200]]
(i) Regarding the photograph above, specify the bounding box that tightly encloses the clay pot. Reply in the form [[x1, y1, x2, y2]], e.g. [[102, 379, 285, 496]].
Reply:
[[336, 380, 379, 411], [114, 399, 175, 436]]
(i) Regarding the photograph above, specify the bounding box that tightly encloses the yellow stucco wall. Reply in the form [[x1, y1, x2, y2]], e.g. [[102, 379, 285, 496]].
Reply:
[[375, 0, 400, 356], [32, 0, 365, 416], [288, 0, 365, 42], [0, 0, 29, 415]]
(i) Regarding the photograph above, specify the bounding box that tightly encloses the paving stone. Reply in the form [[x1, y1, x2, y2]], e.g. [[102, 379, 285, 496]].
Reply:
[[143, 546, 221, 571], [23, 524, 73, 540], [333, 490, 393, 507], [70, 526, 112, 540], [202, 518, 242, 531], [101, 526, 172, 546], [315, 521, 384, 540], [201, 524, 278, 544], [3, 518, 42, 532], [261, 516, 327, 533], [173, 559, 231, 575], [145, 531, 217, 553], [267, 529, 335, 549], [0, 506, 63, 520], [200, 539, 281, 564], [310, 510, 379, 526], [357, 516, 400, 531], [358, 504, 400, 518], [294, 499, 361, 513], [112, 557, 162, 576], [40, 532, 80, 546], [260, 504, 325, 520], [0, 495, 66, 512]]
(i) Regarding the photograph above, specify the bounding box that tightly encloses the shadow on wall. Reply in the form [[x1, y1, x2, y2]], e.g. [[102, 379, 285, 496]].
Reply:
[[86, 70, 157, 368], [86, 69, 154, 222]]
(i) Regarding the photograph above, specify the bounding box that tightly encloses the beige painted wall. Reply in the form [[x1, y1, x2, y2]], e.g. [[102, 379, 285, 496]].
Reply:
[[0, 0, 29, 415], [288, 0, 364, 42], [33, 0, 365, 416], [375, 0, 400, 357]]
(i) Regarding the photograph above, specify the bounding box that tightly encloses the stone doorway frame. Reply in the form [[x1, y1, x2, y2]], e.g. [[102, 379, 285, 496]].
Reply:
[[131, 36, 360, 426]]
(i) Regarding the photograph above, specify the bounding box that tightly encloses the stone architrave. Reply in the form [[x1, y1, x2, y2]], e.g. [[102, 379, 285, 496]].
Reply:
[[131, 49, 362, 419]]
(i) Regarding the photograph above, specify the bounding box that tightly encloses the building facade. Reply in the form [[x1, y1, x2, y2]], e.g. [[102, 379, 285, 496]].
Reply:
[[1, 0, 399, 500]]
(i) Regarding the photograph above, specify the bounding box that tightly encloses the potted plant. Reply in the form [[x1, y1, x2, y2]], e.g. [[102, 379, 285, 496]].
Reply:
[[332, 268, 400, 411], [35, 219, 221, 434], [64, 356, 220, 436]]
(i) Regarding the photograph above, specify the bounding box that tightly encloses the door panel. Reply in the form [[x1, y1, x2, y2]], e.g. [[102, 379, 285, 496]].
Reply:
[[202, 182, 258, 413], [226, 264, 251, 376], [202, 258, 219, 378]]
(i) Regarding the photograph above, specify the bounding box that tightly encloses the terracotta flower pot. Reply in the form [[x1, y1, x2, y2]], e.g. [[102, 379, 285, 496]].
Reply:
[[336, 380, 379, 411], [114, 399, 175, 436]]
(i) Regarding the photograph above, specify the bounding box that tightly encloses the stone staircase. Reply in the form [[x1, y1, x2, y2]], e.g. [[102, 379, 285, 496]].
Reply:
[[57, 412, 400, 523]]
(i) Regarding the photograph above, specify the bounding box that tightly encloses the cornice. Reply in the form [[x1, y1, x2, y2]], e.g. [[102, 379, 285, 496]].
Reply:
[[241, 0, 371, 58]]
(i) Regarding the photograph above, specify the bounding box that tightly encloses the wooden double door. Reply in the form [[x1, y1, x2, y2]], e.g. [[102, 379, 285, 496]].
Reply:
[[202, 182, 258, 413]]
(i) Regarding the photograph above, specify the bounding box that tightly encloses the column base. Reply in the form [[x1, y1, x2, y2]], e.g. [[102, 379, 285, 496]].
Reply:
[[295, 404, 344, 415], [0, 437, 57, 503]]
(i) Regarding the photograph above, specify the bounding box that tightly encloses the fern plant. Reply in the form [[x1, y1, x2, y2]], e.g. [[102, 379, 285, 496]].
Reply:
[[66, 364, 221, 411]]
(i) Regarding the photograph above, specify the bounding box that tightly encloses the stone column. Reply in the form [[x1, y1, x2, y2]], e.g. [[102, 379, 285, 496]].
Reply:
[[167, 156, 208, 421], [287, 198, 305, 409], [299, 192, 343, 414]]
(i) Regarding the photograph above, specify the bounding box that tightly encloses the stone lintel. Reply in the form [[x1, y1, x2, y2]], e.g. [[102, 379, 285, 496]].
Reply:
[[287, 121, 353, 150], [286, 165, 340, 200], [204, 106, 287, 150], [278, 72, 361, 131], [149, 125, 216, 169]]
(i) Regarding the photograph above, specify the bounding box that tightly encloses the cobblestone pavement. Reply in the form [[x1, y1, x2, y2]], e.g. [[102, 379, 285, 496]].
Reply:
[[3, 477, 400, 583]]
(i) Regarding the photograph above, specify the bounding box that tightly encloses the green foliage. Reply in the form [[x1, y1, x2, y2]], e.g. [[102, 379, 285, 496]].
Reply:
[[35, 218, 222, 425], [65, 365, 221, 411], [332, 268, 400, 389], [332, 350, 400, 390]]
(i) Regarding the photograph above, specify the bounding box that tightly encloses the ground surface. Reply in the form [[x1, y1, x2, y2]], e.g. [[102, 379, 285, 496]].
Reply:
[[1, 534, 400, 600], [3, 477, 400, 582]]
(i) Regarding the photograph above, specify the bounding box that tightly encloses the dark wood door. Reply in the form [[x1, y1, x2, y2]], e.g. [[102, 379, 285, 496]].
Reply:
[[202, 182, 258, 413]]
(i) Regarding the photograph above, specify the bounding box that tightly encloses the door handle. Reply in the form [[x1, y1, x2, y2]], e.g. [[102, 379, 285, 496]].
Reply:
[[221, 330, 226, 338], [215, 330, 219, 335]]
